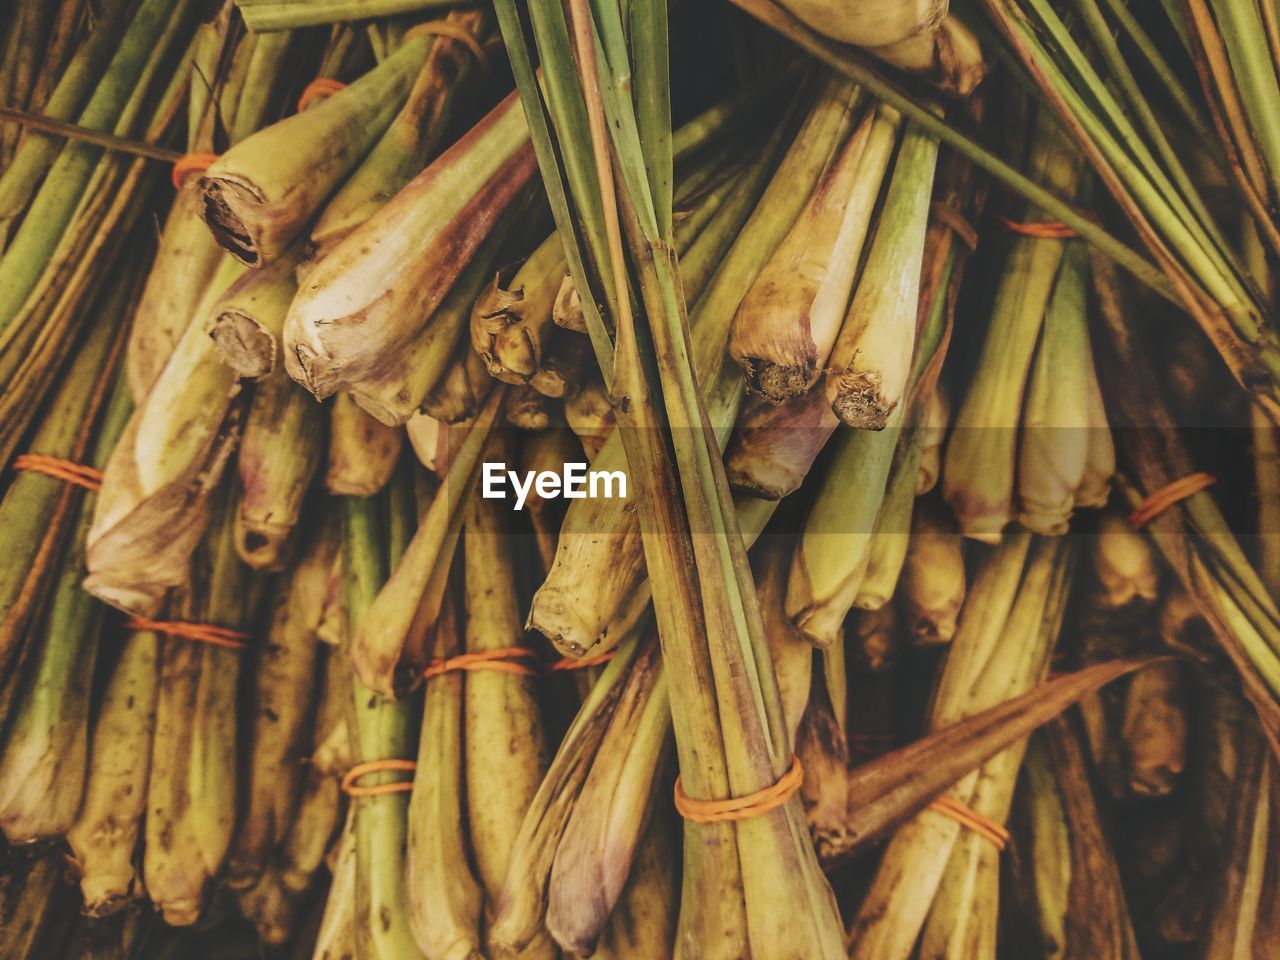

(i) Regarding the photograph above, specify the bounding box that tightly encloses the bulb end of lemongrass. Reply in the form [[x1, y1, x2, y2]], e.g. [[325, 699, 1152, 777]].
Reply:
[[831, 369, 897, 430], [553, 275, 586, 333], [211, 310, 277, 378], [199, 178, 266, 267], [235, 517, 292, 571], [743, 358, 815, 404]]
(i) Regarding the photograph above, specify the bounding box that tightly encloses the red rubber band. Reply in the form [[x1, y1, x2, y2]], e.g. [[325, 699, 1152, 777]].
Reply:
[[296, 77, 347, 112], [423, 646, 539, 679], [171, 152, 218, 189], [124, 616, 250, 651], [13, 453, 103, 491], [341, 759, 416, 797], [674, 755, 803, 824], [1129, 473, 1217, 528], [929, 794, 1011, 851]]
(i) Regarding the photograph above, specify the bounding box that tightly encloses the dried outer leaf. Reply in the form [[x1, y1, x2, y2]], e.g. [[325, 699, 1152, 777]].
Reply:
[[236, 867, 304, 948], [227, 517, 339, 886], [326, 393, 403, 497], [0, 283, 126, 685], [796, 678, 849, 859], [143, 495, 263, 927], [209, 251, 300, 379], [66, 623, 160, 915], [406, 411, 451, 477], [530, 329, 593, 399], [900, 498, 965, 644], [351, 388, 503, 695], [553, 274, 586, 333], [236, 373, 325, 569], [774, 0, 946, 46], [826, 116, 937, 430], [312, 811, 358, 960], [283, 94, 535, 398], [84, 257, 248, 616], [546, 643, 669, 955], [198, 36, 432, 266], [1119, 659, 1187, 797], [865, 14, 987, 96], [821, 656, 1171, 868], [406, 591, 485, 960], [916, 384, 948, 494], [852, 604, 899, 672], [563, 372, 615, 459], [0, 370, 131, 843], [304, 9, 493, 266], [472, 233, 567, 385], [755, 534, 813, 741], [422, 340, 496, 425], [489, 637, 647, 955]]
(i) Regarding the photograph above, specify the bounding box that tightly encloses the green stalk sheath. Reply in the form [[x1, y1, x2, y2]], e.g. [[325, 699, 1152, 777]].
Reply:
[[345, 479, 425, 960], [0, 372, 132, 842], [236, 0, 461, 31], [0, 0, 189, 328]]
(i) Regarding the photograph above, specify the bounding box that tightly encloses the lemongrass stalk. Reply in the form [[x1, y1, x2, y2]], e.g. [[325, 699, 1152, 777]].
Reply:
[[0, 0, 190, 328], [776, 0, 946, 46], [521, 427, 581, 571], [795, 681, 849, 855], [755, 535, 814, 741], [0, 0, 129, 241], [900, 499, 965, 644], [351, 212, 514, 426], [848, 600, 896, 670], [345, 475, 426, 960], [422, 340, 495, 425], [592, 803, 679, 960], [1092, 509, 1161, 609], [227, 519, 339, 885], [545, 645, 669, 955], [84, 257, 247, 615], [526, 114, 795, 654], [209, 250, 300, 378], [312, 812, 359, 960], [351, 389, 501, 693], [848, 534, 1066, 960], [916, 384, 948, 494], [784, 416, 903, 647], [488, 635, 648, 954], [0, 372, 130, 842], [236, 375, 325, 568], [236, 0, 462, 30], [943, 113, 1081, 540], [406, 412, 450, 476], [866, 14, 986, 96], [144, 494, 261, 926], [303, 10, 491, 267], [1016, 242, 1092, 534], [1210, 0, 1280, 202], [1074, 347, 1115, 510], [284, 94, 535, 397], [0, 294, 123, 673], [462, 491, 555, 958], [856, 425, 927, 609], [553, 274, 586, 333], [724, 388, 840, 500], [198, 37, 433, 266], [563, 374, 615, 461], [473, 233, 567, 385], [405, 592, 485, 960], [326, 393, 403, 497], [729, 85, 887, 401], [66, 622, 159, 915], [1118, 659, 1186, 797], [506, 383, 552, 430], [826, 117, 937, 429]]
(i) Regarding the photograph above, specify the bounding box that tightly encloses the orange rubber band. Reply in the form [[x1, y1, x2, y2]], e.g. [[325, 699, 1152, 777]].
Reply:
[[930, 202, 978, 252], [929, 795, 1011, 850], [1129, 472, 1217, 529], [406, 21, 491, 72], [13, 453, 103, 491], [547, 651, 616, 672], [1001, 217, 1078, 239], [423, 646, 539, 679], [171, 152, 218, 189], [674, 755, 804, 824], [297, 77, 347, 112], [341, 759, 416, 797], [124, 616, 250, 651]]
